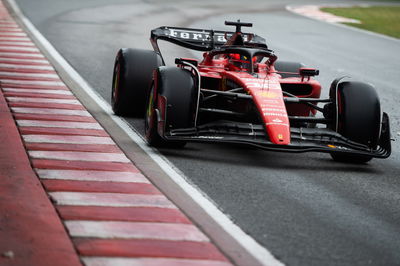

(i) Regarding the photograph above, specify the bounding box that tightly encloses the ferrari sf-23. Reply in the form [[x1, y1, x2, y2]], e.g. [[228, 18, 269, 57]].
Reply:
[[111, 20, 391, 163]]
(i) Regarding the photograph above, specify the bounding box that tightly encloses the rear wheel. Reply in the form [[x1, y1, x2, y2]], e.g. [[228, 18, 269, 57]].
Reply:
[[145, 66, 197, 147], [112, 48, 163, 116], [274, 61, 305, 78], [329, 80, 381, 163]]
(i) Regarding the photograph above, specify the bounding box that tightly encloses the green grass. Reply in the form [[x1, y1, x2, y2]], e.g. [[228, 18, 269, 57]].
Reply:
[[321, 6, 400, 38]]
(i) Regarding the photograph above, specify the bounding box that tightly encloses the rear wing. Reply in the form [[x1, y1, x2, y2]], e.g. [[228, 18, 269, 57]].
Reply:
[[150, 26, 268, 53]]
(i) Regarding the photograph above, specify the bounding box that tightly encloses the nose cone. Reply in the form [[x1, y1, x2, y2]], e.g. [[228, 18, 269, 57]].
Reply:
[[237, 73, 291, 145], [265, 123, 290, 145]]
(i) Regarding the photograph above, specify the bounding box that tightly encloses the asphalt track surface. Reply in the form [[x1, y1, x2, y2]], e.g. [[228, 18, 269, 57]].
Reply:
[[13, 0, 400, 265]]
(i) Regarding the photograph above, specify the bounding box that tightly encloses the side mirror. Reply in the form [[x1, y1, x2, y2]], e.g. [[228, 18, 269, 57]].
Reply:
[[299, 68, 319, 77], [299, 68, 319, 81]]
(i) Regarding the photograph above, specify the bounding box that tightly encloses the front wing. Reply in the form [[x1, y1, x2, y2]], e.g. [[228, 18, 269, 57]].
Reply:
[[161, 113, 391, 158]]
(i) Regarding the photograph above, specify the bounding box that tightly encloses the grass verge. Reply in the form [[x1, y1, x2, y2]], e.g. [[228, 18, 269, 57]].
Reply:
[[321, 6, 400, 38]]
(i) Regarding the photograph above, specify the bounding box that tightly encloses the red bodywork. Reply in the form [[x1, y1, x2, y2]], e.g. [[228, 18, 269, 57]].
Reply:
[[144, 23, 390, 159], [196, 55, 321, 145], [144, 22, 390, 159]]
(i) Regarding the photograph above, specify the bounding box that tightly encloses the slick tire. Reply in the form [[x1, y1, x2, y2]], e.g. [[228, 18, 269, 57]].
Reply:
[[145, 66, 197, 147], [274, 61, 305, 78], [111, 48, 163, 117], [329, 80, 381, 163]]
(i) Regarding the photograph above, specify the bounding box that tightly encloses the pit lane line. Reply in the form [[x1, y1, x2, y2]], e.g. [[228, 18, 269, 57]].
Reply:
[[4, 0, 284, 265]]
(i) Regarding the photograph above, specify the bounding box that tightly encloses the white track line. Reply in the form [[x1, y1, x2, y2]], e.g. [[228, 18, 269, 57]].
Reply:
[[0, 28, 22, 32], [0, 24, 18, 28], [0, 45, 38, 51], [50, 192, 177, 208], [82, 257, 232, 266], [36, 169, 150, 183], [6, 97, 80, 104], [0, 71, 58, 78], [0, 32, 26, 36], [3, 88, 71, 95], [0, 37, 30, 41], [5, 0, 283, 265], [0, 27, 20, 30], [65, 221, 209, 242], [0, 57, 50, 63], [2, 80, 64, 86], [0, 51, 44, 57], [0, 41, 35, 46], [17, 120, 102, 130], [28, 151, 130, 163], [0, 63, 53, 70], [23, 135, 113, 144], [12, 107, 90, 116]]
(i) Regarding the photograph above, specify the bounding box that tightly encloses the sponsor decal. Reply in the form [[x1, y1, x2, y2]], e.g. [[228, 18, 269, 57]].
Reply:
[[266, 122, 289, 126], [327, 144, 350, 150], [167, 28, 208, 41], [272, 118, 283, 123], [278, 134, 283, 140], [263, 113, 287, 117], [243, 78, 280, 85], [247, 83, 280, 89], [166, 28, 250, 43], [262, 107, 286, 112], [194, 136, 224, 139], [243, 78, 281, 90]]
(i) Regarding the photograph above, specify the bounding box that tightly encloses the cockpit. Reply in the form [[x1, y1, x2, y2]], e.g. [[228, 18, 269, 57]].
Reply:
[[204, 47, 277, 74]]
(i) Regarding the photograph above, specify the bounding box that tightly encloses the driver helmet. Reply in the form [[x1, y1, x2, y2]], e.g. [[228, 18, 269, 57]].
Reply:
[[229, 54, 255, 70]]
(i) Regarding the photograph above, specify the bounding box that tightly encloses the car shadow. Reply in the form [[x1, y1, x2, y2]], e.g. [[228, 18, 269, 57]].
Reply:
[[158, 142, 383, 175]]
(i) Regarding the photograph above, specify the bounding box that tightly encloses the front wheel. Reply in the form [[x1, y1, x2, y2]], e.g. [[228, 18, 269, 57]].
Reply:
[[145, 66, 197, 148], [329, 79, 381, 163]]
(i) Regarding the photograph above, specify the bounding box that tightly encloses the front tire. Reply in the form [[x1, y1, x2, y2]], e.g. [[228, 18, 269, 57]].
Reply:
[[145, 66, 197, 147], [329, 80, 381, 163], [111, 48, 163, 116]]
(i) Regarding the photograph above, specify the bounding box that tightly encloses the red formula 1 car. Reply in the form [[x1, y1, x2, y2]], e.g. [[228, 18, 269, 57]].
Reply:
[[111, 20, 391, 163]]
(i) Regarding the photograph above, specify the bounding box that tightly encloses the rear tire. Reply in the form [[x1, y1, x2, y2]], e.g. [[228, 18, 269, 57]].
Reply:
[[145, 66, 197, 147], [329, 80, 381, 163], [111, 48, 163, 116], [274, 61, 305, 78]]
